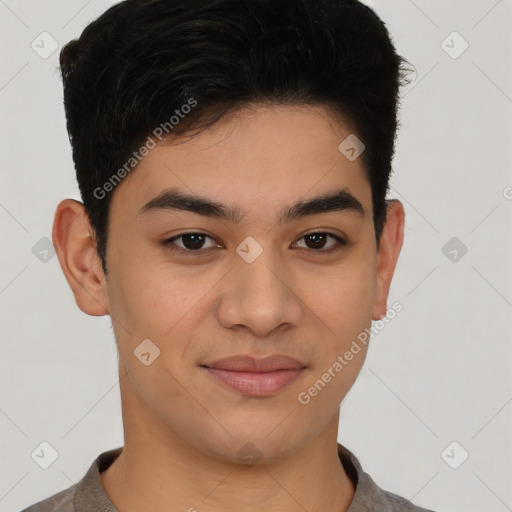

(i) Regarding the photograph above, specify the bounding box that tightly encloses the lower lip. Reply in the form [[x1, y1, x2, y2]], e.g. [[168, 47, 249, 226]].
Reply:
[[202, 367, 305, 396]]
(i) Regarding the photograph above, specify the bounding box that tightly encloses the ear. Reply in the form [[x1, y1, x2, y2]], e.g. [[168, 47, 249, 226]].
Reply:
[[372, 199, 405, 321], [52, 199, 109, 316]]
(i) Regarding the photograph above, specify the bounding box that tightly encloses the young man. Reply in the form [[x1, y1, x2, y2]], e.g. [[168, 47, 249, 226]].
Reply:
[[22, 0, 436, 510]]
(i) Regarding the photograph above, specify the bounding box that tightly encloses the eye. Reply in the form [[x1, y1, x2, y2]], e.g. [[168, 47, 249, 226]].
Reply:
[[162, 230, 346, 256], [292, 231, 346, 253], [163, 232, 220, 256]]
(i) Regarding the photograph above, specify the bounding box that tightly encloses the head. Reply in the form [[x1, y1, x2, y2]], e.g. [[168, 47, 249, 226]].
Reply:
[[53, 0, 410, 463]]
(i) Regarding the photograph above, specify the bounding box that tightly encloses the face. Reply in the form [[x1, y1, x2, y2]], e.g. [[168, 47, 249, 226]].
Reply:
[[54, 104, 404, 464]]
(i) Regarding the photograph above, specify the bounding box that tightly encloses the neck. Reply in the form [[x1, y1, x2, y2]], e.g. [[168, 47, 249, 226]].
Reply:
[[100, 369, 356, 512]]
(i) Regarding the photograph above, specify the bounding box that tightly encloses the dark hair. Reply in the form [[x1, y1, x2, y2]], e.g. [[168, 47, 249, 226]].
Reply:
[[59, 0, 412, 276]]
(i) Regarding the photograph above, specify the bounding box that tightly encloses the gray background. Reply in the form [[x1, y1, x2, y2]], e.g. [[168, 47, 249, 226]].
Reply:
[[1, 1, 511, 511]]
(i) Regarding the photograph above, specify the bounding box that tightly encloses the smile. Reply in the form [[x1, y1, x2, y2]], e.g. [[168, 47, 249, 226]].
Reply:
[[201, 367, 305, 396]]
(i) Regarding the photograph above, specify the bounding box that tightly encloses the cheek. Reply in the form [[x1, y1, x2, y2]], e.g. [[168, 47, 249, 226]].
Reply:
[[307, 254, 377, 332], [295, 268, 374, 420], [107, 259, 224, 373], [300, 251, 376, 392], [109, 258, 191, 334], [107, 266, 205, 403]]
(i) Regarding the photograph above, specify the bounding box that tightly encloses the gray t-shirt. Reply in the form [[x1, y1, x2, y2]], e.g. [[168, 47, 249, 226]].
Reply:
[[20, 443, 436, 511]]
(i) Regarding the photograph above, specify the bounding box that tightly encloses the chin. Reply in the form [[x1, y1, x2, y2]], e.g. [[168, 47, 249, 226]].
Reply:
[[197, 429, 305, 466]]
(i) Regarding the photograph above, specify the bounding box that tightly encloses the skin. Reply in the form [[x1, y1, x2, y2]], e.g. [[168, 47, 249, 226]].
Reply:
[[52, 104, 404, 512]]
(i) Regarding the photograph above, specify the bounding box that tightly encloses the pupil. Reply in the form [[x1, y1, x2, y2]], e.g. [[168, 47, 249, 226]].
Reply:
[[184, 234, 204, 250], [307, 233, 325, 249]]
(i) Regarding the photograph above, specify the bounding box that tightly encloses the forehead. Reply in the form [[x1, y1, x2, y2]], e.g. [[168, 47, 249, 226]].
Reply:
[[109, 104, 372, 221]]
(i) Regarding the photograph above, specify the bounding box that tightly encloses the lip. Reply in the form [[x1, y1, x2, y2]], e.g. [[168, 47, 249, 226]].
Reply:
[[204, 354, 305, 372], [201, 355, 306, 397]]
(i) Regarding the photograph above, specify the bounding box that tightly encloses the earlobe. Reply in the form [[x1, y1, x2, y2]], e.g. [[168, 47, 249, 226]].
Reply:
[[371, 200, 405, 321], [52, 199, 109, 316]]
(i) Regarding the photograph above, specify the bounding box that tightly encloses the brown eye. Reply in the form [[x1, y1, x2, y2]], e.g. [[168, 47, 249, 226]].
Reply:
[[293, 232, 346, 252], [162, 232, 220, 255], [304, 233, 329, 249], [177, 233, 208, 250]]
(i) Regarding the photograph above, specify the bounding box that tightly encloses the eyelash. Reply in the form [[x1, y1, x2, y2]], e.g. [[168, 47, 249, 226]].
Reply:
[[161, 230, 347, 257]]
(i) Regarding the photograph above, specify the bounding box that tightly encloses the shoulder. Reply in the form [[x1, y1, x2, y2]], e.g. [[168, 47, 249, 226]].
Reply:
[[375, 484, 437, 511], [357, 469, 437, 512], [19, 485, 76, 512], [18, 447, 122, 512], [337, 443, 437, 512]]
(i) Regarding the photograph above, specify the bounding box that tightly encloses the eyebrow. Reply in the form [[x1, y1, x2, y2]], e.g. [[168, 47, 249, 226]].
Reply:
[[137, 186, 365, 224]]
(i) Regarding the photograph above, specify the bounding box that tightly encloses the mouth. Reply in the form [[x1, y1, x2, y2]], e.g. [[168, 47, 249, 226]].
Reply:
[[200, 354, 306, 397]]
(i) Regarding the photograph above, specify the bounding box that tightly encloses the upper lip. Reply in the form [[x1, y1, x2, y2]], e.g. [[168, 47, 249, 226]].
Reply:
[[202, 355, 306, 372]]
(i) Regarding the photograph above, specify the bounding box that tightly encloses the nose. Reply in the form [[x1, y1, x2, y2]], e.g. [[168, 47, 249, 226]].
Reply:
[[215, 245, 304, 339]]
